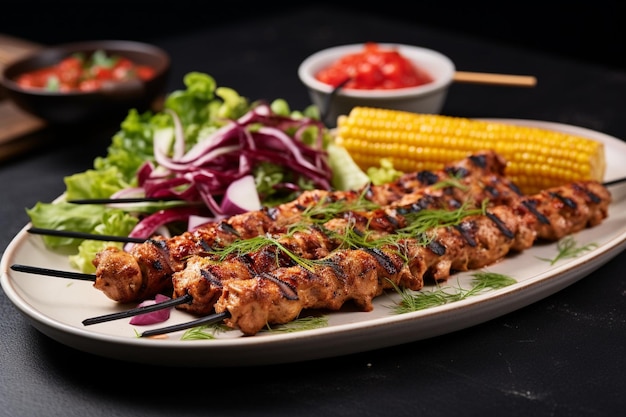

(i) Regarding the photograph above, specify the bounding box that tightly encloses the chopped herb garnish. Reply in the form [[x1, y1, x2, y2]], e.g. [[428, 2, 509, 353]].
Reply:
[[265, 315, 328, 333], [396, 199, 488, 241], [181, 323, 231, 340], [209, 233, 320, 271], [391, 271, 516, 314], [537, 235, 598, 265], [299, 189, 380, 224], [432, 172, 469, 191], [180, 315, 328, 339]]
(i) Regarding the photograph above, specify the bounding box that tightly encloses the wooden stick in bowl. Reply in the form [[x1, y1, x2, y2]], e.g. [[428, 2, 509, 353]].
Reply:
[[453, 71, 537, 87]]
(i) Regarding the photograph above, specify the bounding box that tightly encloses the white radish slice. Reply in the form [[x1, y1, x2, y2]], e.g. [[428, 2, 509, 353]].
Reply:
[[187, 215, 214, 231], [220, 174, 262, 214]]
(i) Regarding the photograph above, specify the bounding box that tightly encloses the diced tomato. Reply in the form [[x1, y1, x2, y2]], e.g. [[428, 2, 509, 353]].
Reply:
[[135, 66, 155, 80], [112, 66, 129, 80], [115, 58, 134, 70], [13, 50, 156, 92], [56, 56, 82, 87], [57, 56, 83, 73], [58, 83, 74, 93], [78, 79, 103, 92], [92, 66, 114, 80], [315, 42, 433, 90], [15, 73, 42, 89]]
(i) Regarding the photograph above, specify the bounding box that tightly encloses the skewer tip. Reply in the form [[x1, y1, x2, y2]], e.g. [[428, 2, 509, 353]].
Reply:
[[82, 294, 193, 326], [140, 311, 231, 338], [10, 264, 96, 282]]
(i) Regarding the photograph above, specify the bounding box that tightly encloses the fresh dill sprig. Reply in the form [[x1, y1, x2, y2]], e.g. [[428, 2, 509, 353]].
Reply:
[[432, 172, 469, 191], [181, 323, 232, 340], [331, 217, 395, 248], [208, 234, 319, 271], [300, 189, 380, 224], [179, 315, 329, 340], [396, 199, 488, 239], [264, 315, 328, 333], [469, 271, 516, 290], [536, 235, 598, 265], [391, 271, 516, 314]]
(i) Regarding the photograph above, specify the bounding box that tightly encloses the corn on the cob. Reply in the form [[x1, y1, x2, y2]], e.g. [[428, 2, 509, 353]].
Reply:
[[334, 107, 606, 194]]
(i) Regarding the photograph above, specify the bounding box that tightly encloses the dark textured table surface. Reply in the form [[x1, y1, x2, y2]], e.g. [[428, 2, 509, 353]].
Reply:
[[1, 6, 625, 417]]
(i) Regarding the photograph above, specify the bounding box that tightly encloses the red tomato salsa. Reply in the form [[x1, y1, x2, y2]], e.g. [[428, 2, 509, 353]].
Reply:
[[315, 42, 434, 90], [15, 50, 155, 92]]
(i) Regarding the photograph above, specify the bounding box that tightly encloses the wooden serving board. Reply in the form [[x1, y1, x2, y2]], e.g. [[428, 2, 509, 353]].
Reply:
[[0, 34, 48, 162]]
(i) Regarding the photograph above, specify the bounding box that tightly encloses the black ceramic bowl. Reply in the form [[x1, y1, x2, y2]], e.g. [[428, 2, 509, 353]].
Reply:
[[0, 40, 170, 125]]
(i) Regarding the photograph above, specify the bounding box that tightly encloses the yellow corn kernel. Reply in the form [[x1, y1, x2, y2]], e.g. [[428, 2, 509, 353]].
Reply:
[[335, 107, 606, 194]]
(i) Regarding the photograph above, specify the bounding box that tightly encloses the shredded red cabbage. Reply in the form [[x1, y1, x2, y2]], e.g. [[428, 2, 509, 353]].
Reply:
[[124, 206, 211, 251], [123, 102, 331, 244], [144, 103, 330, 205]]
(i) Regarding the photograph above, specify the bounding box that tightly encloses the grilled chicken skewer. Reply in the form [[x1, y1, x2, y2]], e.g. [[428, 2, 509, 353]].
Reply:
[[162, 176, 610, 335], [93, 151, 522, 303], [169, 179, 610, 327], [78, 176, 611, 332]]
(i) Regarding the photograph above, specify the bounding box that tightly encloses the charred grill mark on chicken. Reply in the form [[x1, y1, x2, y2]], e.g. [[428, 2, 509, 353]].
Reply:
[[522, 180, 610, 240]]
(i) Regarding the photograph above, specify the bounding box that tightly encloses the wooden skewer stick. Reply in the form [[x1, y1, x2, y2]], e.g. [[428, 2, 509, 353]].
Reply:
[[9, 262, 223, 331], [453, 71, 537, 87], [602, 177, 626, 187], [66, 197, 186, 204], [141, 311, 231, 337], [9, 263, 198, 326], [10, 264, 96, 281], [27, 227, 146, 243], [82, 294, 193, 326]]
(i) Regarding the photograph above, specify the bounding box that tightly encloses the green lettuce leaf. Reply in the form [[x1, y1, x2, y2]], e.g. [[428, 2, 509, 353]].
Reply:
[[26, 202, 136, 250]]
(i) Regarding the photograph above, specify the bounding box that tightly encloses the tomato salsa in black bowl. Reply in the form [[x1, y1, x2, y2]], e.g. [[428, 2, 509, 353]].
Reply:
[[0, 40, 170, 125]]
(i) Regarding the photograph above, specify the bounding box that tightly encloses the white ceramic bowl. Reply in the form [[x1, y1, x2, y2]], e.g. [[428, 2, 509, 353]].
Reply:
[[298, 43, 455, 126]]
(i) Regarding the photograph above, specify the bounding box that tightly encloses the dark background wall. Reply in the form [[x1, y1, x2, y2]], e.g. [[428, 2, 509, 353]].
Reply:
[[2, 1, 625, 71]]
